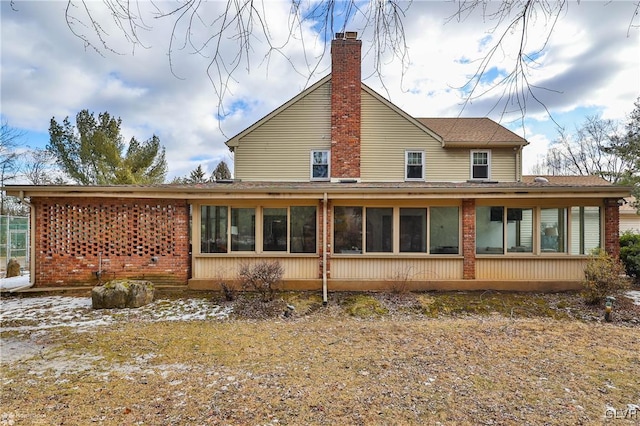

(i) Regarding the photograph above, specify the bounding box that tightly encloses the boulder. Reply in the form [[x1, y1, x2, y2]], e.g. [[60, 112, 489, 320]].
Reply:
[[6, 259, 21, 278], [92, 279, 155, 309]]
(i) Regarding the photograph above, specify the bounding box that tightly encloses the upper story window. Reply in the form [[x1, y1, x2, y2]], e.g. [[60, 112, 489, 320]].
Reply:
[[471, 150, 490, 180], [405, 151, 425, 181], [311, 150, 330, 181]]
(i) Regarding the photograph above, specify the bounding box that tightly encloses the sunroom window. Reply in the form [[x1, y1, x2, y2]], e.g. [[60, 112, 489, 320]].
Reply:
[[231, 208, 256, 252], [201, 206, 228, 253], [540, 208, 567, 253], [366, 208, 393, 252], [430, 207, 459, 254], [334, 206, 363, 253], [263, 208, 287, 252], [570, 206, 600, 255], [290, 206, 317, 253], [400, 208, 427, 253], [476, 206, 504, 254]]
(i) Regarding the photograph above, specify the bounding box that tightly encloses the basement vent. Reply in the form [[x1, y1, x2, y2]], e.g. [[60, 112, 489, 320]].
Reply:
[[339, 179, 358, 183]]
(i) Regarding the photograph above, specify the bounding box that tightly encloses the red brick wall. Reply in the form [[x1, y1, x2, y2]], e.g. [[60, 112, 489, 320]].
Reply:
[[33, 198, 190, 287], [331, 33, 362, 179], [462, 199, 476, 279], [604, 198, 621, 258]]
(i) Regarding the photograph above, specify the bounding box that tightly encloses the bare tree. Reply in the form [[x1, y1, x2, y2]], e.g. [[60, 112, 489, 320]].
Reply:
[[49, 1, 638, 121], [0, 120, 23, 214], [21, 149, 61, 185], [534, 115, 631, 183]]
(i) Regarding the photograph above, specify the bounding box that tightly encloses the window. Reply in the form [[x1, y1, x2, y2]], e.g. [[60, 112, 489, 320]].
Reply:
[[401, 208, 427, 252], [201, 206, 228, 253], [263, 208, 287, 251], [231, 208, 256, 251], [570, 206, 600, 255], [507, 208, 533, 253], [540, 208, 567, 253], [366, 208, 393, 252], [471, 150, 490, 180], [334, 207, 363, 253], [201, 205, 316, 254], [311, 150, 330, 180], [405, 151, 424, 180], [430, 207, 459, 254], [334, 206, 461, 255], [476, 206, 504, 254], [290, 206, 317, 253]]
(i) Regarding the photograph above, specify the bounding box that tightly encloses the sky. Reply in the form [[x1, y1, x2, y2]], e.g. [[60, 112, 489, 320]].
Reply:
[[1, 0, 639, 182]]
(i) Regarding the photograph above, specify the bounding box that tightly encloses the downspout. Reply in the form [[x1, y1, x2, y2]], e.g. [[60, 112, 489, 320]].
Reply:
[[9, 191, 35, 292], [322, 192, 328, 306]]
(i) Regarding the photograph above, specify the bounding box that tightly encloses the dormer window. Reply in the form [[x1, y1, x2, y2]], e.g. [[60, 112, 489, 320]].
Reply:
[[471, 150, 490, 180], [405, 151, 425, 181], [311, 150, 330, 181]]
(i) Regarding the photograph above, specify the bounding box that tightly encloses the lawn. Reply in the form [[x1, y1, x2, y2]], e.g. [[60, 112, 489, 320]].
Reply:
[[1, 291, 639, 425]]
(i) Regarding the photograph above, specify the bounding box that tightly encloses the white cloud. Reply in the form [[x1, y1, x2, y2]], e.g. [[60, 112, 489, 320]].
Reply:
[[1, 1, 638, 180]]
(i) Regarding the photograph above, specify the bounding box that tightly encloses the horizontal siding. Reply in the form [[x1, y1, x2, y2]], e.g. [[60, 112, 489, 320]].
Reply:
[[235, 82, 331, 181], [330, 257, 463, 280], [476, 258, 588, 280], [360, 92, 519, 182], [193, 256, 319, 280], [491, 148, 517, 181], [361, 91, 441, 182]]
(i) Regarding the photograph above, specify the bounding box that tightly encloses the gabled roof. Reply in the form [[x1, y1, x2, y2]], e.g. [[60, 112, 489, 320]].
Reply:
[[225, 75, 445, 150], [416, 117, 528, 148]]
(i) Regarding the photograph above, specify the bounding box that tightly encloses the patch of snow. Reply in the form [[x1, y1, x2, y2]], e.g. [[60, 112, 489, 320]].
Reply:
[[0, 274, 31, 291], [626, 290, 640, 305], [0, 295, 232, 335]]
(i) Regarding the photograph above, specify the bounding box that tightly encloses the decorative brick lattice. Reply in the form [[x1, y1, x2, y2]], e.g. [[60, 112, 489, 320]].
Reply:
[[39, 200, 180, 258]]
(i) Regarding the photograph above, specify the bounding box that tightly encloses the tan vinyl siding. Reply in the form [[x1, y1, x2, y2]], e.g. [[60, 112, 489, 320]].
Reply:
[[360, 91, 519, 182], [234, 82, 332, 181], [476, 258, 588, 280], [330, 257, 463, 280], [193, 256, 319, 280], [360, 91, 441, 182], [491, 148, 518, 181]]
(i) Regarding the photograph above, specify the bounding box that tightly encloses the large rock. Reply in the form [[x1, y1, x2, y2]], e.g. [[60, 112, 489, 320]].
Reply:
[[92, 279, 155, 309], [6, 259, 21, 278]]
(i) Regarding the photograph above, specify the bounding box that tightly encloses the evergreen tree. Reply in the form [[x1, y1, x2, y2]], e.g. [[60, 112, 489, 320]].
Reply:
[[48, 110, 167, 185]]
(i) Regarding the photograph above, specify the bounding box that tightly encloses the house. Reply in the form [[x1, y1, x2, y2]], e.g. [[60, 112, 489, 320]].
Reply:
[[620, 197, 640, 233], [6, 32, 630, 298]]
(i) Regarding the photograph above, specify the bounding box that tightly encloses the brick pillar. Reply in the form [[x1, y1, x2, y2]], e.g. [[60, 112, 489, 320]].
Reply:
[[331, 32, 361, 179], [462, 199, 476, 279], [604, 198, 621, 258]]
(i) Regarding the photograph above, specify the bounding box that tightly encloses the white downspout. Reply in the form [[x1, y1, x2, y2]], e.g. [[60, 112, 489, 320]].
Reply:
[[10, 191, 35, 292], [322, 192, 328, 306]]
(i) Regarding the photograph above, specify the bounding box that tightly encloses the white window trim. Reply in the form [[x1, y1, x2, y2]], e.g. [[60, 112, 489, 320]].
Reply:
[[310, 149, 330, 181], [470, 150, 491, 180], [405, 150, 425, 181]]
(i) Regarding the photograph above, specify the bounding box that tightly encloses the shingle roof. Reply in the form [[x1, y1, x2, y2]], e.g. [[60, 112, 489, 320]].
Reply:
[[416, 117, 528, 146], [521, 175, 611, 186]]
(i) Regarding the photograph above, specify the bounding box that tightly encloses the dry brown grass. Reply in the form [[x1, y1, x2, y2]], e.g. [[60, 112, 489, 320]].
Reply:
[[1, 291, 639, 425]]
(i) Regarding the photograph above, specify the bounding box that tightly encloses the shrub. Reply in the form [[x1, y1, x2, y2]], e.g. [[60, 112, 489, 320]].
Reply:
[[619, 231, 640, 284], [582, 249, 629, 305], [238, 261, 284, 302]]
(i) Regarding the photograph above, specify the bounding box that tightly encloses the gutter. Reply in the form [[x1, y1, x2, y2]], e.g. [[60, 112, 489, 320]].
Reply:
[[322, 192, 328, 306], [9, 191, 35, 292]]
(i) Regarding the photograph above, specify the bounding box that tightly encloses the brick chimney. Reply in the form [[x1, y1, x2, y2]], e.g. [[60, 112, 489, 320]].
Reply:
[[331, 32, 361, 180]]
